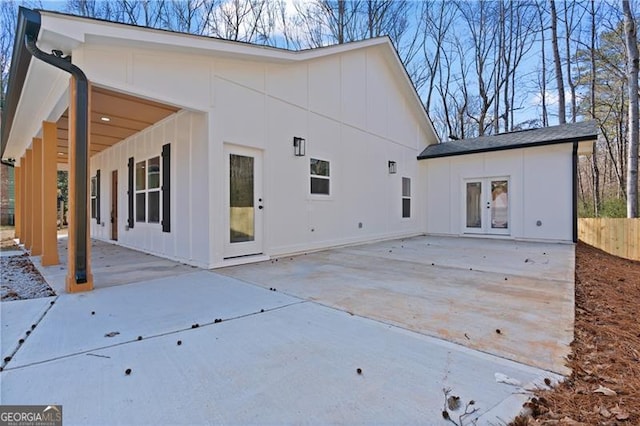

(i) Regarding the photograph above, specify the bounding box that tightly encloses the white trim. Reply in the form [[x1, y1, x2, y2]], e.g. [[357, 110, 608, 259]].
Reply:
[[223, 144, 264, 259], [462, 177, 511, 236], [309, 157, 331, 198]]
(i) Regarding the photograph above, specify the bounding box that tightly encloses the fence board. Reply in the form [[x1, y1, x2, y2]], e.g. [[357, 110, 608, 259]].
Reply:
[[578, 218, 640, 261]]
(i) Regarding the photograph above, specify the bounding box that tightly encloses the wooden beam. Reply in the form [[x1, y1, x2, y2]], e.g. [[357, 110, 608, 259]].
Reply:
[[25, 148, 33, 250], [65, 76, 93, 293], [14, 165, 21, 240], [31, 138, 44, 256], [19, 158, 27, 244], [42, 121, 60, 266]]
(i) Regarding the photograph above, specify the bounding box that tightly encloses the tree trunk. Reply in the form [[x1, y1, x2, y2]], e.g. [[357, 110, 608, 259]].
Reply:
[[623, 0, 639, 217], [563, 0, 577, 122], [590, 0, 600, 216], [549, 0, 566, 124], [537, 2, 548, 127]]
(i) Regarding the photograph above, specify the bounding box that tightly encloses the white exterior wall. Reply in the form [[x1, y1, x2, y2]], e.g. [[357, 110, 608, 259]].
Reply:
[[89, 111, 211, 267], [425, 144, 574, 242], [77, 41, 431, 267], [210, 52, 429, 262]]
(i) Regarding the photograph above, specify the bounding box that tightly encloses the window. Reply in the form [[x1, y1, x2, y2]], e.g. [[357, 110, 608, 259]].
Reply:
[[310, 158, 330, 195], [147, 157, 161, 223], [402, 177, 411, 218], [90, 176, 97, 219], [135, 156, 161, 223], [135, 161, 146, 222]]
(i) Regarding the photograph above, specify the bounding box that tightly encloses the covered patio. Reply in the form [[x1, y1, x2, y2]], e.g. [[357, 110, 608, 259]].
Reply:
[[2, 9, 179, 293]]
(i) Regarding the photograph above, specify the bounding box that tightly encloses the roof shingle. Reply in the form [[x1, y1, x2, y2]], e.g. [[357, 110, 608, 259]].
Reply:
[[418, 121, 598, 159]]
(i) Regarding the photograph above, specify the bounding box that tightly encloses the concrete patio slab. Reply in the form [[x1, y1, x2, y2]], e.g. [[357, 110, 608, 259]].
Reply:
[[33, 237, 196, 294], [1, 301, 559, 425], [7, 271, 300, 368], [0, 250, 24, 257], [1, 297, 55, 363], [219, 235, 575, 374]]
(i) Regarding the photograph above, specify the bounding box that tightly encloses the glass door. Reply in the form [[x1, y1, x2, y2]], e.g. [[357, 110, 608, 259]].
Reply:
[[463, 177, 510, 235], [465, 181, 483, 232], [489, 179, 509, 234], [224, 146, 263, 258]]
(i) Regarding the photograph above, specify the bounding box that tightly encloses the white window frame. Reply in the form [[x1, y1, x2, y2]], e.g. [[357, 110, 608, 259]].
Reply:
[[90, 176, 97, 219], [402, 177, 411, 218], [310, 157, 331, 196], [135, 156, 162, 224]]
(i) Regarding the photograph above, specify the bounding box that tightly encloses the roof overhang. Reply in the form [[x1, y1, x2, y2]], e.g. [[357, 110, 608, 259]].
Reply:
[[418, 121, 598, 160], [1, 7, 41, 160]]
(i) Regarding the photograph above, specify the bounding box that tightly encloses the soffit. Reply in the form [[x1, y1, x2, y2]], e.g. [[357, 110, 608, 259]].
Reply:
[[54, 86, 179, 163]]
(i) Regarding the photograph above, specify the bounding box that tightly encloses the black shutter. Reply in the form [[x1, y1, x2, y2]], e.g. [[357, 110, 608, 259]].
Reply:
[[96, 169, 101, 224], [161, 143, 171, 233], [128, 157, 134, 229]]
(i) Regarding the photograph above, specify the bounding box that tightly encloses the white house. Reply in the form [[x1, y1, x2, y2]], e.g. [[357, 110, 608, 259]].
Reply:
[[1, 8, 596, 292], [419, 122, 597, 242]]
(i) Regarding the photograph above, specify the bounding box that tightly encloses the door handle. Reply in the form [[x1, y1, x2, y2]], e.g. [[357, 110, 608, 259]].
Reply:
[[258, 205, 263, 210]]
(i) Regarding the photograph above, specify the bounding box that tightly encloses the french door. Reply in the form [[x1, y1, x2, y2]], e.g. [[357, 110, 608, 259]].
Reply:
[[464, 177, 510, 235], [224, 145, 264, 258]]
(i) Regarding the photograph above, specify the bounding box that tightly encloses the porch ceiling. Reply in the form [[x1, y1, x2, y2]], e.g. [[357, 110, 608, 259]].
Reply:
[[55, 87, 179, 163]]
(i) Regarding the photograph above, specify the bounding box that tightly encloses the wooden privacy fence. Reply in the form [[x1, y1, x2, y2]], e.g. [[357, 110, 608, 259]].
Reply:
[[578, 218, 640, 261]]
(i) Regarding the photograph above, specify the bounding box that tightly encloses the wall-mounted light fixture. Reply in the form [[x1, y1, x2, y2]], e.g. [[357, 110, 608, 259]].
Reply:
[[293, 137, 306, 156], [388, 161, 397, 174]]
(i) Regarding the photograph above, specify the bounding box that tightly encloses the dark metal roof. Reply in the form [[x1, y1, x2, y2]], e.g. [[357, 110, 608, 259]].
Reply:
[[1, 7, 41, 159], [418, 121, 598, 160]]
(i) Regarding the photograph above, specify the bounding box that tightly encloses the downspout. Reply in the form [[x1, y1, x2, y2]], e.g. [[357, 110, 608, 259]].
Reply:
[[572, 142, 578, 243], [24, 35, 90, 284]]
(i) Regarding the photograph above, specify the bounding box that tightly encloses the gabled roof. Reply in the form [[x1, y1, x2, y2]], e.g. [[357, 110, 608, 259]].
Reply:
[[1, 8, 438, 159], [418, 121, 598, 160]]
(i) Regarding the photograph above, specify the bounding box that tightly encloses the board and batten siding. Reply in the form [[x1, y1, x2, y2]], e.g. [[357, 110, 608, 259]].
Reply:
[[77, 41, 432, 267], [425, 144, 574, 242], [208, 50, 430, 263], [89, 111, 210, 267]]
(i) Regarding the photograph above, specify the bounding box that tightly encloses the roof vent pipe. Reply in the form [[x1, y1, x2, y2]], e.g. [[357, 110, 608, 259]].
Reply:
[[24, 34, 90, 284]]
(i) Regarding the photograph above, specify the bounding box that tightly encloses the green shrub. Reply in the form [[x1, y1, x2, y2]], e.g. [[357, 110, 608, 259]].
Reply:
[[579, 197, 627, 218]]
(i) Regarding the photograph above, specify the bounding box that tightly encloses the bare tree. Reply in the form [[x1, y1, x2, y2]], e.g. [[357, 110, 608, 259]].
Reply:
[[549, 0, 566, 124], [416, 1, 456, 113], [0, 1, 17, 111], [563, 0, 584, 123], [503, 1, 537, 131], [622, 0, 638, 217], [536, 1, 549, 127], [589, 0, 601, 215], [457, 0, 499, 136], [202, 0, 276, 42]]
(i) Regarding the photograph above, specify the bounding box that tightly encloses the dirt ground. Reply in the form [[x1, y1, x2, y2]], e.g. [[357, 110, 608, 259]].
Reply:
[[0, 227, 18, 250], [515, 242, 640, 425]]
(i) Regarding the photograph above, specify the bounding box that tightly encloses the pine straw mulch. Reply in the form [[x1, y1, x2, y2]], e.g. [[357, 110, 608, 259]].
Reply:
[[513, 242, 640, 426]]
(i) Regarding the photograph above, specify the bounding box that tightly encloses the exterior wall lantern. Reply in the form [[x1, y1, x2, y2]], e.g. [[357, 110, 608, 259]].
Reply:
[[293, 137, 306, 156], [388, 161, 397, 174]]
